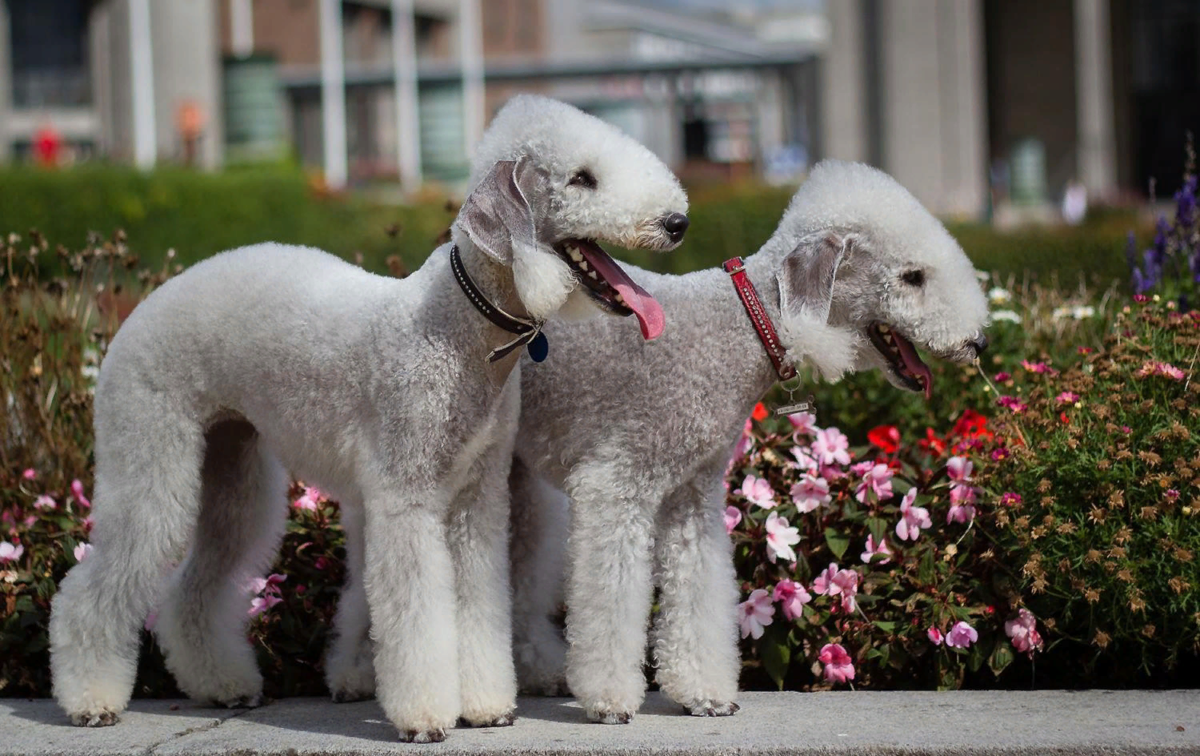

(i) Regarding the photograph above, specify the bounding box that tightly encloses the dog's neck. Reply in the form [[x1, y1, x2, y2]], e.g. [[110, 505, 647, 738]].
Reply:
[[450, 239, 538, 373]]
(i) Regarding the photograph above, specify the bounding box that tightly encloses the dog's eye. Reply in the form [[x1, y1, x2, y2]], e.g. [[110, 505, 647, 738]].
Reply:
[[568, 169, 597, 189], [901, 269, 926, 287]]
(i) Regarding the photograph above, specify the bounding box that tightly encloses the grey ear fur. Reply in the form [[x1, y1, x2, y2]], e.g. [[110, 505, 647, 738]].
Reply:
[[777, 232, 849, 324], [453, 155, 540, 265]]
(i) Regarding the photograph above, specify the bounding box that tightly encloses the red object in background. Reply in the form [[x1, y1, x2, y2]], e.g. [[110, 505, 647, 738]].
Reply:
[[751, 402, 768, 422], [867, 425, 901, 454], [918, 427, 947, 456], [33, 124, 62, 167]]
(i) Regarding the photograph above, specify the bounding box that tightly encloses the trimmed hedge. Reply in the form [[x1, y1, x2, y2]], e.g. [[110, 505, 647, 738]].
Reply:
[[0, 166, 1140, 286]]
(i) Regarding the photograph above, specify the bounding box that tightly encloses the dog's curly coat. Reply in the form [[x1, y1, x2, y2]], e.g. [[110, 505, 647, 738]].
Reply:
[[504, 160, 991, 723], [47, 94, 687, 742]]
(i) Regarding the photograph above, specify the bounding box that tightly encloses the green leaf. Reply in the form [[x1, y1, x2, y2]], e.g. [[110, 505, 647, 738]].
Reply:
[[824, 527, 851, 561], [873, 620, 898, 632], [758, 624, 791, 690], [967, 637, 991, 673], [866, 517, 888, 543], [989, 642, 1015, 677], [918, 548, 935, 584]]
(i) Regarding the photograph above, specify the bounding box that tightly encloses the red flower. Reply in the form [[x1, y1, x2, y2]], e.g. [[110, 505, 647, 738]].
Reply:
[[751, 402, 768, 422], [1060, 411, 1070, 425], [1077, 346, 1094, 355], [952, 409, 993, 441], [918, 428, 947, 456], [867, 425, 901, 454]]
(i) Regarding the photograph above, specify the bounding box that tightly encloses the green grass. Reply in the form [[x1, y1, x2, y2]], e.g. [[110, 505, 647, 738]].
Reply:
[[0, 165, 1141, 287]]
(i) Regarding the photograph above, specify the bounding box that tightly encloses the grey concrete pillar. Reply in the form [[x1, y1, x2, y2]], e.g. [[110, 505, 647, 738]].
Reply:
[[819, 0, 867, 163], [877, 0, 987, 218], [1074, 0, 1117, 199], [0, 0, 11, 162]]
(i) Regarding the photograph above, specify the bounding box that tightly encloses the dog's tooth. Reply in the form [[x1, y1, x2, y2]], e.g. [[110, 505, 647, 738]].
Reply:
[[615, 292, 626, 304], [579, 260, 589, 271], [569, 248, 584, 262], [878, 324, 890, 334], [588, 270, 598, 280]]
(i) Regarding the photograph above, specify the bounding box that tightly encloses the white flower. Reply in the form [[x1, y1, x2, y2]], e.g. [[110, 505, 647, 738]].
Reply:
[[764, 512, 800, 563], [992, 309, 1022, 324], [988, 287, 1012, 305], [1073, 306, 1095, 319]]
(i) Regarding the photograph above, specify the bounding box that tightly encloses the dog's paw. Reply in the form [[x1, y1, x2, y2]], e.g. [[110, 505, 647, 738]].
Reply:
[[70, 709, 119, 727], [683, 700, 740, 717], [587, 707, 633, 725], [400, 728, 447, 744], [217, 693, 263, 709], [460, 710, 516, 728]]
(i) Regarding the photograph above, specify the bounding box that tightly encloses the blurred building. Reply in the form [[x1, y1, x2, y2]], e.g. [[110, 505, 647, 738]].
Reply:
[[1, 0, 1198, 220]]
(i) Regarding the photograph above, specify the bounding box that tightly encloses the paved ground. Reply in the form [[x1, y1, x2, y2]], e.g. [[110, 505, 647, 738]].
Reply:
[[2, 691, 1197, 755]]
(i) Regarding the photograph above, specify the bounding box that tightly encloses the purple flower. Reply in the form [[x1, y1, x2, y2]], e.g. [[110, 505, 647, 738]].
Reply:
[[945, 621, 978, 649], [1176, 176, 1196, 227]]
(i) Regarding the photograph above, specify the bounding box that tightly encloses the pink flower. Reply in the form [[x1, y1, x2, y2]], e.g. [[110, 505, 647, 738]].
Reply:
[[1000, 492, 1022, 506], [818, 463, 847, 482], [736, 474, 777, 510], [33, 495, 57, 510], [724, 506, 742, 534], [249, 573, 287, 595], [991, 447, 1010, 462], [1165, 489, 1181, 503], [765, 512, 800, 563], [945, 621, 978, 649], [73, 543, 93, 562], [850, 461, 874, 477], [1135, 360, 1185, 381], [1055, 391, 1080, 404], [21, 468, 36, 481], [895, 488, 931, 541], [812, 563, 859, 612], [997, 395, 1028, 413], [70, 479, 91, 508], [993, 371, 1011, 382], [738, 589, 775, 639], [791, 446, 819, 472], [790, 474, 830, 513], [860, 535, 892, 564], [927, 627, 944, 646], [773, 579, 812, 621], [813, 427, 851, 467], [0, 540, 24, 563], [818, 643, 855, 684], [788, 411, 817, 436], [314, 556, 330, 571], [947, 456, 973, 483], [1005, 608, 1043, 655], [292, 486, 323, 511], [249, 594, 283, 617], [1021, 360, 1049, 374], [947, 482, 977, 523], [854, 463, 894, 503]]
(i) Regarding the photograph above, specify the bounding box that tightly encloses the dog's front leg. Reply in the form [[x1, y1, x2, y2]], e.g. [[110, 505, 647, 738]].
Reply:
[[651, 462, 741, 717], [447, 436, 518, 728], [363, 493, 460, 743], [564, 464, 659, 724]]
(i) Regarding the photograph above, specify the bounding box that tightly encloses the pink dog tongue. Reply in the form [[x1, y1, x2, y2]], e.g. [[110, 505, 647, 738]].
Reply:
[[892, 331, 934, 400], [577, 244, 665, 340]]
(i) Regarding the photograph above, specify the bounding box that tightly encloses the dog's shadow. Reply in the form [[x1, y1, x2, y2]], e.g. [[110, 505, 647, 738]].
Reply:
[[8, 693, 689, 745]]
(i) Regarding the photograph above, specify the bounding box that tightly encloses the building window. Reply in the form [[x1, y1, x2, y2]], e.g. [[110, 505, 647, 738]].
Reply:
[[9, 0, 92, 107]]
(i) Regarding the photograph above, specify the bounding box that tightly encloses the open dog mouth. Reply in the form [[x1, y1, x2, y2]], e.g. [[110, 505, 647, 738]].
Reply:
[[555, 239, 665, 340], [867, 322, 934, 399]]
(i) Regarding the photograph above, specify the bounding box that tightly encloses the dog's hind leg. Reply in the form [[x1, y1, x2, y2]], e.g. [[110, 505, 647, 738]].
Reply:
[[509, 457, 570, 696], [50, 395, 206, 727], [152, 419, 289, 708], [325, 498, 376, 702], [651, 461, 741, 717]]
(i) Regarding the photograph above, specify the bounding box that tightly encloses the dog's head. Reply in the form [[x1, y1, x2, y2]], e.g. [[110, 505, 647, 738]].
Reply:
[[770, 160, 989, 397], [451, 95, 689, 339]]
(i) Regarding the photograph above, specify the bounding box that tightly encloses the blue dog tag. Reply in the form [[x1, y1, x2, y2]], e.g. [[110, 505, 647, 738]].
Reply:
[[527, 332, 549, 362]]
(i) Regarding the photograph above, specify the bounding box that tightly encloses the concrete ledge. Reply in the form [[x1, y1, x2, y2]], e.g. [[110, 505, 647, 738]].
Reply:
[[2, 691, 1197, 755]]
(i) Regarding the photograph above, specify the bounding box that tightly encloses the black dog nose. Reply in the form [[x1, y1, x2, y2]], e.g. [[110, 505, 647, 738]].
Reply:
[[969, 334, 989, 356], [661, 213, 689, 242]]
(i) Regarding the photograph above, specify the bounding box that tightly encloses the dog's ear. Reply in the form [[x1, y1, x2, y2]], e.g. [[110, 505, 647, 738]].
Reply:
[[777, 232, 850, 324], [454, 155, 543, 265]]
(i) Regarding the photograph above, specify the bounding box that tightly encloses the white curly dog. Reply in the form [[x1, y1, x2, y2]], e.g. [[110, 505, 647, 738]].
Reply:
[[48, 94, 688, 742], [503, 160, 991, 722]]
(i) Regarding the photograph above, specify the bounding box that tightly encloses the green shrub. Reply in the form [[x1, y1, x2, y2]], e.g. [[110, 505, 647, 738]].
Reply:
[[981, 297, 1200, 685]]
